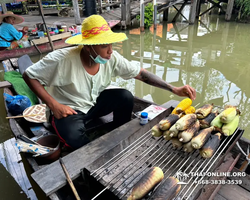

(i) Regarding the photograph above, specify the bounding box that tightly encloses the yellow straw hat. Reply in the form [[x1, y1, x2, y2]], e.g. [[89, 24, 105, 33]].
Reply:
[[66, 15, 127, 45], [0, 11, 24, 24]]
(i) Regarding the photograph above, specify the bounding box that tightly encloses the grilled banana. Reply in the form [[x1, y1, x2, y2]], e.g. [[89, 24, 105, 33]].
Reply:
[[163, 130, 172, 140], [150, 177, 181, 200], [183, 141, 195, 153], [191, 126, 214, 149], [171, 137, 183, 148], [151, 124, 163, 137], [200, 133, 221, 158], [195, 104, 214, 119], [169, 125, 179, 137], [175, 114, 197, 131], [127, 167, 164, 200], [199, 110, 218, 129], [159, 114, 180, 131], [178, 120, 200, 143]]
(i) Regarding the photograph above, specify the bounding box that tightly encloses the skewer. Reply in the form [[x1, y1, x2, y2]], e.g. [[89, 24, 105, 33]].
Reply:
[[59, 158, 81, 200], [6, 113, 43, 119]]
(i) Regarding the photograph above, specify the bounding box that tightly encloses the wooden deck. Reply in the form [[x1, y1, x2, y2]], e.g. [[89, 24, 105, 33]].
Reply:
[[99, 0, 184, 21]]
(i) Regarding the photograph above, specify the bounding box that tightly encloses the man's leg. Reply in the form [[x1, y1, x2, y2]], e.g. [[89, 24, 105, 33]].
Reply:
[[86, 88, 134, 127], [51, 111, 90, 149]]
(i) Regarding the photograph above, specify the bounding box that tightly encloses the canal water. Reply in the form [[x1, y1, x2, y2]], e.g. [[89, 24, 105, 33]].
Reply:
[[1, 7, 250, 200]]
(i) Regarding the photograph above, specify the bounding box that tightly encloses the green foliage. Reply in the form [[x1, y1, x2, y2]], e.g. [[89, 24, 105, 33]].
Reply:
[[235, 0, 250, 20], [136, 3, 154, 28]]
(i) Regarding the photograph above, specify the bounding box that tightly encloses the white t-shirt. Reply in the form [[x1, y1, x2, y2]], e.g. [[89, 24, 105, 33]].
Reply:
[[25, 46, 141, 114]]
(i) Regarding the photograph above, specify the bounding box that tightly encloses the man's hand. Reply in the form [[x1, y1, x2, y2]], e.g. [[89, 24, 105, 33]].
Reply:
[[172, 85, 196, 100], [50, 103, 78, 119]]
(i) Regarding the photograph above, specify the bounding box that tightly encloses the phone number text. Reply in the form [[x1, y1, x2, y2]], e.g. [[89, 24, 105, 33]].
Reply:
[[194, 179, 242, 185]]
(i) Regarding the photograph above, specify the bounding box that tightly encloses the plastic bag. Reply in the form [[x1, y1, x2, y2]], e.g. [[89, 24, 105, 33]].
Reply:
[[4, 93, 31, 115]]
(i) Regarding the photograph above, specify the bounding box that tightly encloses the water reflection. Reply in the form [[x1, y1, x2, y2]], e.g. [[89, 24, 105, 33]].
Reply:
[[112, 16, 250, 139]]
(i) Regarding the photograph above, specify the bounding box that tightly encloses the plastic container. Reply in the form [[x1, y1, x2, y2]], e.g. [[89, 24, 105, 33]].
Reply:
[[61, 25, 67, 32], [50, 31, 55, 36], [38, 31, 44, 38], [140, 112, 148, 125], [22, 41, 30, 48], [77, 25, 82, 33]]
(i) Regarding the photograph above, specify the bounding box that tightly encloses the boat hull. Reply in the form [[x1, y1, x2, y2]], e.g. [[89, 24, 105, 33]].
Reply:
[[0, 38, 72, 61]]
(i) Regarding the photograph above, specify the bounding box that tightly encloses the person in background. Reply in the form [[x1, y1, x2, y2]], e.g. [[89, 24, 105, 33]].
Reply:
[[0, 11, 28, 51], [0, 5, 2, 15], [23, 15, 196, 150]]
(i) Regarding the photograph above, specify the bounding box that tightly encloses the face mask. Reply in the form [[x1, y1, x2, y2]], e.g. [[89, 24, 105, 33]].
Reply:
[[89, 46, 109, 64]]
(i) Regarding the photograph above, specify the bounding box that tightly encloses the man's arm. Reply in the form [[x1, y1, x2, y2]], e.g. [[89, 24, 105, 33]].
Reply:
[[134, 68, 196, 100], [23, 72, 77, 119]]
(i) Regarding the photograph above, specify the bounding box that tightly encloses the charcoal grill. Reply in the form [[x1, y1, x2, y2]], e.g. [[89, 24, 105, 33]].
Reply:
[[84, 120, 243, 200]]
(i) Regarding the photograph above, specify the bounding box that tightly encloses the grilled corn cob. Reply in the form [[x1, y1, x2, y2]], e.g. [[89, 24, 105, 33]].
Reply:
[[159, 114, 180, 131], [172, 98, 192, 114], [191, 126, 214, 149], [175, 114, 197, 131], [178, 120, 200, 143], [127, 167, 164, 200], [151, 124, 163, 137], [219, 106, 237, 124], [169, 125, 179, 137], [150, 177, 181, 200], [184, 106, 196, 114], [199, 110, 218, 129], [195, 104, 214, 119], [200, 133, 221, 158], [222, 115, 240, 136], [210, 114, 223, 129]]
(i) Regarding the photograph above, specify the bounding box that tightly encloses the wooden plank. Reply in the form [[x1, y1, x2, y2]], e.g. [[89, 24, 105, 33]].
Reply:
[[31, 100, 178, 196], [196, 153, 240, 200], [31, 32, 72, 46], [0, 138, 38, 200], [0, 81, 11, 89], [217, 184, 250, 200], [228, 167, 250, 192], [214, 193, 227, 200]]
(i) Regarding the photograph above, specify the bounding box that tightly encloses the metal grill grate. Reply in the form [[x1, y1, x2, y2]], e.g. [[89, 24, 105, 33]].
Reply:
[[90, 127, 243, 200]]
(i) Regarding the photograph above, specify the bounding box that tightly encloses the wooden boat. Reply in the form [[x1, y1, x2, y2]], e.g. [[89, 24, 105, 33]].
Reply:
[[1, 56, 250, 200], [0, 20, 120, 61]]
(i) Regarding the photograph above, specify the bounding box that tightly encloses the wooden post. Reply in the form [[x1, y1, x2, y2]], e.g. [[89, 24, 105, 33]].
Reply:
[[189, 0, 198, 24], [72, 0, 81, 25], [1, 3, 7, 13], [163, 8, 168, 21], [121, 0, 131, 28], [56, 0, 59, 11], [97, 0, 102, 14], [140, 0, 144, 32], [196, 0, 201, 18], [172, 0, 188, 23], [37, 0, 54, 51], [140, 32, 144, 69], [153, 0, 157, 30], [225, 0, 234, 21]]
